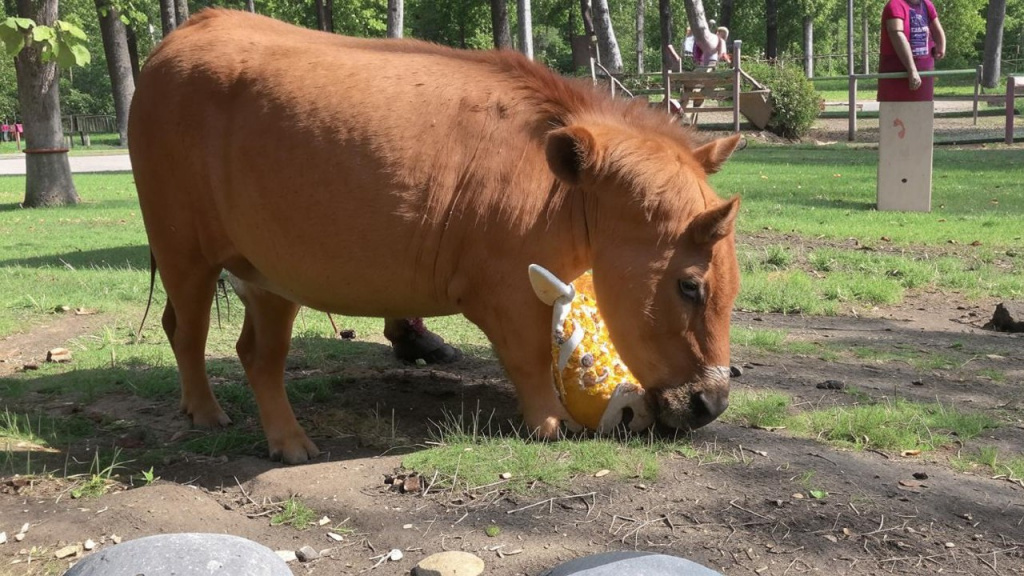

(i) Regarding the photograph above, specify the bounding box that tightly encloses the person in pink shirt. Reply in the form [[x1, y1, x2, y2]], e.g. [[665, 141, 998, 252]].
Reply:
[[878, 0, 946, 101]]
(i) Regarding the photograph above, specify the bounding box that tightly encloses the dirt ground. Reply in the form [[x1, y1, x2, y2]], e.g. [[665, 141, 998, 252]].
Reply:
[[2, 285, 1022, 576], [2, 113, 1022, 575]]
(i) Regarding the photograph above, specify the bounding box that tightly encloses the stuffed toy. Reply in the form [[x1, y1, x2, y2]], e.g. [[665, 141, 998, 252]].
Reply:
[[529, 265, 654, 433]]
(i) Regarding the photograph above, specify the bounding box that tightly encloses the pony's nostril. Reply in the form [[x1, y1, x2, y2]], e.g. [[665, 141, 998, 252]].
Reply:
[[693, 390, 729, 425]]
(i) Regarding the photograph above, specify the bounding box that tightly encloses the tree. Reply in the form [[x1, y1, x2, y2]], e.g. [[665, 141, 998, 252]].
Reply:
[[490, 0, 511, 49], [592, 0, 622, 72], [158, 0, 172, 35], [658, 0, 672, 71], [517, 0, 532, 58], [634, 0, 643, 72], [386, 0, 402, 37], [173, 0, 185, 26], [680, 0, 715, 60], [314, 0, 332, 32], [982, 0, 1005, 88], [1, 3, 91, 207], [94, 0, 133, 145], [765, 0, 777, 59]]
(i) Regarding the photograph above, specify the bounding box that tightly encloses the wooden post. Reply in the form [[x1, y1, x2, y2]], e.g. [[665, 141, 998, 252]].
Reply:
[[847, 0, 856, 141], [1007, 76, 1021, 145], [973, 64, 982, 126], [878, 101, 934, 212], [733, 40, 742, 133], [14, 125, 20, 152]]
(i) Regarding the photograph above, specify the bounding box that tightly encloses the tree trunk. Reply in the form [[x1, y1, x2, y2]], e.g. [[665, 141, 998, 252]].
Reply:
[[803, 16, 813, 78], [159, 0, 175, 36], [681, 0, 715, 59], [315, 0, 327, 31], [635, 0, 644, 73], [658, 0, 672, 72], [126, 25, 141, 81], [765, 0, 777, 60], [719, 0, 732, 30], [387, 0, 403, 38], [95, 0, 135, 147], [516, 0, 532, 60], [174, 0, 187, 27], [245, 0, 254, 12], [324, 0, 333, 33], [592, 0, 622, 72], [982, 0, 1006, 88], [490, 0, 511, 49], [862, 16, 869, 74], [14, 0, 79, 207]]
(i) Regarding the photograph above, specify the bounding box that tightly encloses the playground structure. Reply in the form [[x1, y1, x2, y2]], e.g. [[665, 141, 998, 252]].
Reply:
[[1007, 76, 1024, 144], [588, 40, 773, 132]]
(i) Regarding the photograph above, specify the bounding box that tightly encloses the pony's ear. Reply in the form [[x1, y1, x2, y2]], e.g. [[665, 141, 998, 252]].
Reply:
[[691, 134, 743, 175], [529, 264, 575, 305], [545, 125, 597, 186], [689, 196, 740, 244]]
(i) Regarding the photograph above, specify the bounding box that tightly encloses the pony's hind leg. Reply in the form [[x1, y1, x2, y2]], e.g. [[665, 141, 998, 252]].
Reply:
[[158, 259, 230, 427]]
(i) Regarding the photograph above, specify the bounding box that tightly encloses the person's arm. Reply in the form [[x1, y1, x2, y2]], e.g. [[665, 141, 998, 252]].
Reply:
[[886, 18, 922, 90], [930, 17, 946, 59]]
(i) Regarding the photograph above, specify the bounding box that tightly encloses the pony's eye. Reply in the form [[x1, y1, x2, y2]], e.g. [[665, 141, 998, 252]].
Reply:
[[678, 279, 702, 302]]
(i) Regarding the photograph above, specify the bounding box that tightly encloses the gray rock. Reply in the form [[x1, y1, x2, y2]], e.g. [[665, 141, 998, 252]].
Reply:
[[413, 551, 484, 576], [62, 533, 291, 576], [540, 551, 722, 576], [296, 545, 319, 562]]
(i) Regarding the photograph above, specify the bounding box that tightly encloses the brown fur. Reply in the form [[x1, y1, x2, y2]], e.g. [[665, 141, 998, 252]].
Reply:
[[129, 9, 742, 463]]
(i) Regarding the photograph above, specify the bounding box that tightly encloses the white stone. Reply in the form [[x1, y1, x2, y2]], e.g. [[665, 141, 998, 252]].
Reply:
[[413, 551, 485, 576], [275, 550, 297, 563]]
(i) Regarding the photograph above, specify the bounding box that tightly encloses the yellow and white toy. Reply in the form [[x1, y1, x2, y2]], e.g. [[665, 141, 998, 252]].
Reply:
[[529, 264, 654, 433]]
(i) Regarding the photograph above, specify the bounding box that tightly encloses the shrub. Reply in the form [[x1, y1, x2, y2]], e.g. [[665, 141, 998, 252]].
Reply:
[[745, 62, 822, 139]]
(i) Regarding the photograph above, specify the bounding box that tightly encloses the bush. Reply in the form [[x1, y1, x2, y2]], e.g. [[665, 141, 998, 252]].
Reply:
[[745, 62, 822, 139]]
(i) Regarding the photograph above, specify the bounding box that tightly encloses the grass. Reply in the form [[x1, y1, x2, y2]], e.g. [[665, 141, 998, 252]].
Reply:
[[724, 390, 999, 454], [401, 409, 671, 491], [953, 447, 1024, 482], [0, 132, 129, 155], [1, 145, 1020, 487], [270, 497, 318, 530]]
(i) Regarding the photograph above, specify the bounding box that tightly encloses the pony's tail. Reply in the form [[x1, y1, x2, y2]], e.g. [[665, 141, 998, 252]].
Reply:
[[135, 250, 157, 344]]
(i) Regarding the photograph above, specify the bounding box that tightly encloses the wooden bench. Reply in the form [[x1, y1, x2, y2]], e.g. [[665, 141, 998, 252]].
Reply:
[[62, 115, 117, 147]]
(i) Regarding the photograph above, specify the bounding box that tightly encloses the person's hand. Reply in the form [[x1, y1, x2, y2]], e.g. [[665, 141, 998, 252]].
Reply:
[[934, 47, 945, 59], [908, 70, 922, 91]]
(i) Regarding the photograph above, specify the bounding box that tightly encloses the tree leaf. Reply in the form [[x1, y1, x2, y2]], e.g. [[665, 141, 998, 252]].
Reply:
[[57, 21, 88, 41], [31, 25, 55, 43], [69, 43, 91, 67], [55, 41, 78, 68], [809, 490, 828, 499]]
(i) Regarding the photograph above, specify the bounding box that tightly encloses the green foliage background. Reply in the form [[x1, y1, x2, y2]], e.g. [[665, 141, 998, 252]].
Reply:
[[2, 0, 1019, 120]]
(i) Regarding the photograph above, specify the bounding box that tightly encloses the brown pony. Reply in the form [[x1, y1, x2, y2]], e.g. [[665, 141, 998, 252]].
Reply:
[[128, 9, 741, 463]]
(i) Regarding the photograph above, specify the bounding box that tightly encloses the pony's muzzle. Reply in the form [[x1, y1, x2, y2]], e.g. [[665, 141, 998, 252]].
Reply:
[[652, 367, 731, 430]]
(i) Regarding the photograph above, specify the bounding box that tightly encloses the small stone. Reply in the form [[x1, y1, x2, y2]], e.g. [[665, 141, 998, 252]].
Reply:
[[912, 472, 929, 480], [276, 550, 297, 563], [945, 542, 956, 548], [21, 362, 38, 371], [0, 532, 6, 545], [388, 549, 403, 561], [413, 551, 485, 576], [46, 348, 72, 363], [415, 358, 427, 367], [14, 533, 24, 542], [83, 539, 95, 551], [499, 472, 512, 480], [111, 535, 121, 544], [594, 469, 610, 478], [339, 329, 356, 340], [823, 534, 838, 543], [296, 545, 319, 562], [792, 493, 804, 499], [327, 532, 344, 542], [54, 545, 80, 559], [18, 524, 28, 535], [912, 379, 925, 386], [730, 365, 743, 378], [317, 516, 330, 526], [816, 379, 845, 390], [403, 524, 414, 530]]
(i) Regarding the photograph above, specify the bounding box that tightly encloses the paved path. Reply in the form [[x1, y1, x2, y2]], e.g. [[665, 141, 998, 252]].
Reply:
[[0, 153, 131, 176]]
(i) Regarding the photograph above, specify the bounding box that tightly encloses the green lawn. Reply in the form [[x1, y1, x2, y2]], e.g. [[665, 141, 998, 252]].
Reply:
[[0, 132, 128, 156], [1, 145, 1021, 479]]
